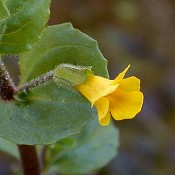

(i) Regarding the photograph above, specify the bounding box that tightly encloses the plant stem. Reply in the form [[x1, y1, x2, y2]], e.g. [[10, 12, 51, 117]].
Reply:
[[18, 145, 41, 175], [0, 57, 42, 175], [16, 70, 54, 93], [0, 58, 16, 100]]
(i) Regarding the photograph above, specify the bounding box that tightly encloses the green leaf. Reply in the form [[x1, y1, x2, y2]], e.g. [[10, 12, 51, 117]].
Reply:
[[0, 0, 50, 54], [0, 137, 19, 158], [19, 23, 108, 84], [0, 21, 6, 42], [52, 137, 76, 151], [0, 0, 10, 21], [48, 119, 119, 175], [0, 81, 96, 144], [0, 0, 9, 42]]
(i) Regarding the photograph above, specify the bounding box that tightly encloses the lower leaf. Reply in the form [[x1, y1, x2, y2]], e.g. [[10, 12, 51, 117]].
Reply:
[[47, 118, 119, 175], [0, 81, 96, 144]]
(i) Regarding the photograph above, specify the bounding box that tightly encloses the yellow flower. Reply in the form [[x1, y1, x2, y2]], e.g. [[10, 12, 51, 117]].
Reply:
[[76, 65, 144, 126]]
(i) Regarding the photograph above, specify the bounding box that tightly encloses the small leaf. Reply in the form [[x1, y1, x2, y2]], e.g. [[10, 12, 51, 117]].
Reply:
[[52, 138, 76, 151], [48, 118, 119, 175], [0, 0, 50, 54]]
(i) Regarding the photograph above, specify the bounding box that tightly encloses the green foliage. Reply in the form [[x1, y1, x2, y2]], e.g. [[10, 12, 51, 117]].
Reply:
[[0, 0, 10, 21], [54, 64, 92, 85], [0, 21, 6, 42], [0, 81, 96, 144], [0, 0, 9, 42], [0, 0, 50, 53], [47, 119, 119, 175], [0, 1, 119, 174], [19, 23, 108, 84], [0, 22, 108, 145]]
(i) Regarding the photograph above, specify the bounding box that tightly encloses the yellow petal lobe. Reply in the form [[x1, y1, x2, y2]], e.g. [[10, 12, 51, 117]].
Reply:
[[76, 74, 119, 105], [119, 76, 140, 92], [108, 89, 143, 120], [94, 97, 111, 126], [76, 65, 144, 126], [114, 65, 130, 83]]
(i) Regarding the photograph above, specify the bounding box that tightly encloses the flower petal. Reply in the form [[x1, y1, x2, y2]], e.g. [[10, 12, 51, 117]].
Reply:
[[95, 97, 111, 126], [119, 76, 140, 92], [114, 65, 130, 83], [76, 74, 119, 105], [108, 89, 143, 120]]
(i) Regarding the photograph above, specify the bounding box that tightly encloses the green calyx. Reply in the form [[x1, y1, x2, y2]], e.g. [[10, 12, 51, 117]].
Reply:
[[54, 64, 93, 86]]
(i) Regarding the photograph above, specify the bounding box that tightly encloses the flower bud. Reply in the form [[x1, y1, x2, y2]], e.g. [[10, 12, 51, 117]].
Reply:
[[54, 64, 92, 85]]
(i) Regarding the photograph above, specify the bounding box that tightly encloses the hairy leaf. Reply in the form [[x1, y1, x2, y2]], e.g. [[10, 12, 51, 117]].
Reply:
[[19, 23, 108, 84], [0, 81, 96, 144]]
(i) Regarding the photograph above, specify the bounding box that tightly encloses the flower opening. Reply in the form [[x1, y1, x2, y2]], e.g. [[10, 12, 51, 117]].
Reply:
[[76, 65, 144, 126]]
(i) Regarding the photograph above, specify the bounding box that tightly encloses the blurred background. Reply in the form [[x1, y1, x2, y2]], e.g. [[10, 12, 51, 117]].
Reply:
[[49, 0, 175, 175], [1, 0, 175, 174]]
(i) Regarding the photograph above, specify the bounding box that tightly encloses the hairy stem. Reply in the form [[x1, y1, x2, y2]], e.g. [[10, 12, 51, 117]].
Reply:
[[16, 70, 54, 93], [18, 145, 41, 175], [0, 58, 16, 100]]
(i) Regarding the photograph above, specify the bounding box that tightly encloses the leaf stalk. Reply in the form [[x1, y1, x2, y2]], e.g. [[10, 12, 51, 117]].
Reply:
[[16, 70, 54, 93]]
